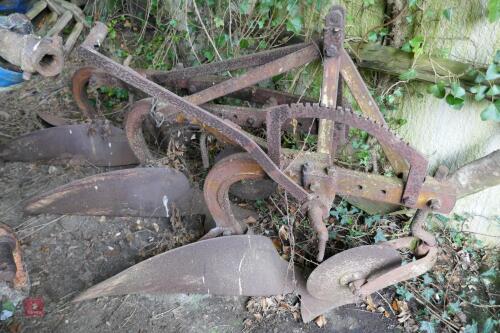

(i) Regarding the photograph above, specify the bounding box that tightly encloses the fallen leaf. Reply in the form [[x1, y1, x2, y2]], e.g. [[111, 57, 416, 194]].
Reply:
[[314, 315, 327, 327], [278, 225, 289, 241], [243, 216, 257, 224], [391, 300, 399, 312]]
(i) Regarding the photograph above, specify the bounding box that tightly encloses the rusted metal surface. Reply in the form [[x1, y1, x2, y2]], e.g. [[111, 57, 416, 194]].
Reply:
[[121, 43, 319, 160], [124, 99, 155, 164], [79, 37, 311, 203], [24, 167, 206, 217], [71, 66, 104, 119], [356, 238, 438, 297], [74, 235, 297, 301], [202, 148, 454, 259], [266, 103, 428, 207], [0, 224, 28, 289], [449, 149, 500, 198], [73, 234, 353, 323], [124, 98, 320, 164], [317, 6, 344, 160], [303, 165, 456, 213], [348, 167, 449, 297], [0, 26, 64, 77], [71, 45, 316, 118], [184, 45, 319, 106], [302, 162, 337, 262], [213, 147, 277, 201], [0, 124, 139, 166], [203, 153, 267, 235], [281, 152, 455, 213], [306, 245, 401, 302], [339, 49, 409, 177], [35, 111, 72, 126], [61, 10, 463, 314], [72, 69, 315, 120]]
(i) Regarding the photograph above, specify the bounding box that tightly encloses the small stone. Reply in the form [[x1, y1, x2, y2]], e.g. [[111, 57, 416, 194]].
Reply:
[[314, 315, 327, 327], [48, 166, 58, 174]]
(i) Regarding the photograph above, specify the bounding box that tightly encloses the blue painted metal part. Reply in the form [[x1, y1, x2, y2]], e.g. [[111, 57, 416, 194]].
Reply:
[[0, 66, 23, 87], [0, 0, 31, 14]]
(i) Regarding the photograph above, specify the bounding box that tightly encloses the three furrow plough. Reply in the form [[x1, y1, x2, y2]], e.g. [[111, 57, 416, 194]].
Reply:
[[1, 6, 499, 323]]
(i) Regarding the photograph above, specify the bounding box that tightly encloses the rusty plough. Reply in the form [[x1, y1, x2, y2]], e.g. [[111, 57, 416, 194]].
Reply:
[[2, 5, 499, 323]]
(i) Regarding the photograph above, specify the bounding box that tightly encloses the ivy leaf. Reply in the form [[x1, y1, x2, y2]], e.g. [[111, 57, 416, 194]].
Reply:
[[445, 94, 465, 110], [475, 72, 486, 83], [464, 321, 478, 333], [487, 0, 500, 23], [447, 300, 461, 314], [486, 84, 500, 96], [482, 318, 497, 333], [365, 214, 381, 228], [485, 63, 500, 80], [169, 19, 178, 28], [451, 83, 466, 98], [408, 0, 418, 8], [480, 267, 497, 278], [368, 31, 378, 42], [422, 273, 434, 285], [239, 38, 249, 49], [401, 42, 412, 53], [363, 0, 375, 6], [480, 102, 500, 122], [399, 68, 417, 81], [1, 300, 15, 312], [286, 17, 303, 34], [374, 228, 387, 243], [443, 8, 452, 20], [239, 0, 250, 14], [216, 33, 229, 48], [422, 288, 435, 300], [257, 40, 267, 49], [470, 85, 489, 101], [420, 321, 436, 333], [434, 214, 449, 222], [396, 285, 414, 301], [214, 17, 224, 28], [203, 50, 214, 62], [428, 82, 446, 98], [409, 35, 424, 53]]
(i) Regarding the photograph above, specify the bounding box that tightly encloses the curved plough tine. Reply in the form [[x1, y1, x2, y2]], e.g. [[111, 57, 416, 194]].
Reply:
[[0, 124, 138, 167], [24, 167, 206, 218]]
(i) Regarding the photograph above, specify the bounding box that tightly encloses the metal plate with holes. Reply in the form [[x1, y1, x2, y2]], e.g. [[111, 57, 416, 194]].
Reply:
[[306, 245, 401, 302]]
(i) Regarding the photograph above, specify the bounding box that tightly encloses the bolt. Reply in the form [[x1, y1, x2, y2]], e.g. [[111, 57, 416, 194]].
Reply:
[[303, 162, 313, 172], [325, 45, 338, 57], [309, 181, 320, 192], [326, 166, 336, 176], [246, 117, 255, 126], [427, 199, 441, 210]]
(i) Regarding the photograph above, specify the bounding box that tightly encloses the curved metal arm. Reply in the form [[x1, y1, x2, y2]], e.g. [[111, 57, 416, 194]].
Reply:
[[357, 237, 437, 296], [266, 104, 428, 207]]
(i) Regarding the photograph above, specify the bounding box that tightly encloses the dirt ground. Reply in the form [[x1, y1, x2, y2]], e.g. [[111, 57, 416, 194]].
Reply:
[[0, 62, 400, 333]]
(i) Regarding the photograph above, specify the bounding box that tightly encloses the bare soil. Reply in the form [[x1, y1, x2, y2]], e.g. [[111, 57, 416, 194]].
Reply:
[[0, 61, 399, 333]]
